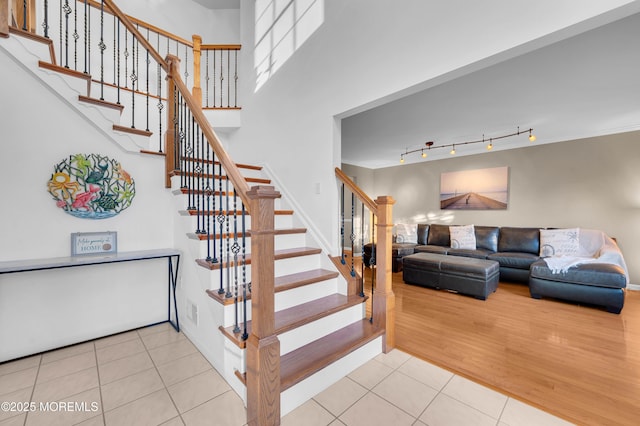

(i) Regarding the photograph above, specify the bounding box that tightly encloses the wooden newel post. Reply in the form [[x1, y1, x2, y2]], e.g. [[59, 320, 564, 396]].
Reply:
[[191, 34, 202, 106], [163, 54, 180, 188], [1, 0, 10, 38], [373, 195, 396, 353], [246, 185, 281, 426]]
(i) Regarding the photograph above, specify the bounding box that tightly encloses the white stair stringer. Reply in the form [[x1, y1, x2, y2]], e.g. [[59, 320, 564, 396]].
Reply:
[[0, 34, 149, 153]]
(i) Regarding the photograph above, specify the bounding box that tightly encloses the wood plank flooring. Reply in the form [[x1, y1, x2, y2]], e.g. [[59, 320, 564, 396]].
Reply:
[[383, 268, 640, 426]]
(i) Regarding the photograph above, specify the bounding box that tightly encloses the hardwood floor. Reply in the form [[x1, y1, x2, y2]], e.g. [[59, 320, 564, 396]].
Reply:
[[376, 269, 640, 426]]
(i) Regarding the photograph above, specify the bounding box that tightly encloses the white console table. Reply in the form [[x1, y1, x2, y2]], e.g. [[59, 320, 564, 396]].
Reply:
[[0, 249, 180, 361]]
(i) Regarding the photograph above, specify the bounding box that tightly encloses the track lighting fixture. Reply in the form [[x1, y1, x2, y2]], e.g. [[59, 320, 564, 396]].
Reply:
[[398, 127, 535, 163]]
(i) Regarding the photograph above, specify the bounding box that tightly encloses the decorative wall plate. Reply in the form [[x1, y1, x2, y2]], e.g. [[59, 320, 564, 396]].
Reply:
[[47, 154, 136, 219]]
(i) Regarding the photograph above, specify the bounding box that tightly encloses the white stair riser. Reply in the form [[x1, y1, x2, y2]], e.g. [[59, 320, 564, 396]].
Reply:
[[177, 212, 294, 232], [280, 336, 382, 416], [279, 303, 366, 356], [188, 233, 307, 258], [274, 279, 338, 312]]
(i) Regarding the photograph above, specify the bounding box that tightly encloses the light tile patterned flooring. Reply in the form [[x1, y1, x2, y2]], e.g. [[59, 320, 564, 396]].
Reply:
[[0, 323, 572, 426]]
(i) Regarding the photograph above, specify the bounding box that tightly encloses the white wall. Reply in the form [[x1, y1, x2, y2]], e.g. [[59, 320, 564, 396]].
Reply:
[[347, 131, 640, 285], [0, 38, 176, 360], [227, 0, 640, 255]]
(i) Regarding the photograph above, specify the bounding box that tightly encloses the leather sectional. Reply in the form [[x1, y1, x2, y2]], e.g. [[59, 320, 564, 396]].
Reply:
[[363, 224, 628, 313]]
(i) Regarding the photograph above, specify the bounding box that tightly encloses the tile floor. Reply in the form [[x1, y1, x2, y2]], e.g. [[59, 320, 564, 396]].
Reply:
[[0, 323, 572, 426]]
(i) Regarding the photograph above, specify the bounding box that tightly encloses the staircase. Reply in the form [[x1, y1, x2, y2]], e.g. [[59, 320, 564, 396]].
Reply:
[[1, 3, 392, 421]]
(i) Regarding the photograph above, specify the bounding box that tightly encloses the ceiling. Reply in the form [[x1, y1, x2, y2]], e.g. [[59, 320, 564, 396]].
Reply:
[[341, 12, 640, 169], [190, 0, 239, 9]]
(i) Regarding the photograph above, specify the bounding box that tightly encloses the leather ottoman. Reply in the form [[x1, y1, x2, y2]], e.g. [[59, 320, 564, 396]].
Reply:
[[403, 252, 499, 300]]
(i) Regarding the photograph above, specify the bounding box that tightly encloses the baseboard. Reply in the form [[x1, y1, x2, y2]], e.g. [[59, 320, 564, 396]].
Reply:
[[627, 283, 640, 291]]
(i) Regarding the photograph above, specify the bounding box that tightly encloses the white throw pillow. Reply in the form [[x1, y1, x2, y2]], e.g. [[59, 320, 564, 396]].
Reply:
[[395, 223, 418, 243], [450, 225, 476, 249], [539, 228, 580, 257]]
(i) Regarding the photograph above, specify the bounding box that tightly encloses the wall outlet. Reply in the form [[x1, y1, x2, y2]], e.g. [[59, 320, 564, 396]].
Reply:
[[187, 300, 198, 326]]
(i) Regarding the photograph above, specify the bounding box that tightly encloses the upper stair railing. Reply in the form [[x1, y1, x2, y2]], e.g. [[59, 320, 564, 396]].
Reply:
[[335, 168, 396, 353], [3, 1, 279, 424], [5, 0, 240, 152]]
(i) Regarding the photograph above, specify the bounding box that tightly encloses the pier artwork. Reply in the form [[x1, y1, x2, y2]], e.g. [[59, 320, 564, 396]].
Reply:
[[440, 166, 509, 210], [440, 192, 507, 210]]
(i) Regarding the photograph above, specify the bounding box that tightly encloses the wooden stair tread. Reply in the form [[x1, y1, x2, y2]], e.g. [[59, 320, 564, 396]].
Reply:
[[188, 228, 307, 241], [220, 293, 366, 347], [280, 319, 383, 391], [196, 246, 322, 270], [206, 268, 338, 305], [180, 209, 293, 216], [112, 124, 152, 137], [79, 95, 124, 113], [169, 170, 270, 184]]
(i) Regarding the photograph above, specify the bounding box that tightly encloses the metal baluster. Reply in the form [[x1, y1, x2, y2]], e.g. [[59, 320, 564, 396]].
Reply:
[[123, 29, 128, 88], [87, 1, 90, 73], [58, 2, 62, 67], [217, 163, 225, 295], [205, 144, 214, 262], [156, 33, 162, 151], [350, 192, 356, 277], [63, 0, 71, 68], [340, 183, 346, 264], [43, 0, 49, 39], [187, 116, 195, 210], [205, 50, 209, 107], [184, 44, 189, 86], [116, 19, 120, 104], [232, 191, 241, 334], [209, 154, 218, 264], [369, 216, 376, 322], [130, 27, 138, 128], [360, 201, 365, 297], [227, 49, 230, 107], [73, 0, 78, 70], [224, 176, 232, 299], [145, 28, 150, 132], [234, 50, 238, 107], [179, 94, 186, 189], [241, 204, 248, 341], [219, 50, 223, 108], [98, 0, 105, 100], [83, 0, 87, 72], [212, 50, 216, 107], [21, 0, 26, 31], [194, 128, 203, 234], [112, 15, 116, 84]]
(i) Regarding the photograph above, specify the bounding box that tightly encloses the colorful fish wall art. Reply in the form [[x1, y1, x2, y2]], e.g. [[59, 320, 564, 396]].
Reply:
[[47, 154, 136, 219]]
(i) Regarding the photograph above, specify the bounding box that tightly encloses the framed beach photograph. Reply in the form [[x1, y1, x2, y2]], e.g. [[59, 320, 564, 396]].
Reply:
[[440, 166, 509, 210]]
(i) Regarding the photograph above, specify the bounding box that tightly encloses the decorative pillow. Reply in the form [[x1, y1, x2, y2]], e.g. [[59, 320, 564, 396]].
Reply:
[[449, 225, 476, 249], [395, 223, 418, 244], [539, 228, 580, 257]]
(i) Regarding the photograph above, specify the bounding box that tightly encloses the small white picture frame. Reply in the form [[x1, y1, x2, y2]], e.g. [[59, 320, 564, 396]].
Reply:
[[71, 231, 118, 256]]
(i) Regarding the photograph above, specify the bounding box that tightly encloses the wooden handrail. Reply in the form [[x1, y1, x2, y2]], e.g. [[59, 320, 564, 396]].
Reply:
[[87, 0, 193, 47], [201, 44, 242, 50], [335, 167, 378, 215]]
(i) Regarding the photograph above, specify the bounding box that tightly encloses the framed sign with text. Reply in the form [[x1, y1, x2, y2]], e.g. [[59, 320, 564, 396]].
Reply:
[[71, 231, 118, 256]]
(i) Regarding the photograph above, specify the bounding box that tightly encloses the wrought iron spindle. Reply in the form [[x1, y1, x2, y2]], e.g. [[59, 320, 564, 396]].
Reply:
[[98, 0, 105, 100], [227, 49, 230, 107], [224, 176, 232, 299], [156, 33, 162, 151], [130, 28, 138, 128], [232, 191, 241, 334], [217, 162, 225, 295], [350, 192, 356, 277], [360, 201, 365, 297], [219, 49, 223, 107], [212, 50, 216, 107], [205, 49, 209, 107], [73, 0, 78, 69], [241, 204, 248, 341], [340, 183, 346, 264], [144, 30, 149, 131], [116, 19, 120, 103], [21, 0, 26, 31], [187, 116, 195, 210], [63, 0, 71, 68], [178, 93, 186, 189], [205, 145, 215, 262], [234, 50, 238, 107], [123, 29, 128, 88], [184, 44, 189, 86], [43, 0, 49, 38], [112, 15, 116, 84], [87, 0, 90, 73], [369, 216, 376, 322], [194, 128, 203, 234]]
